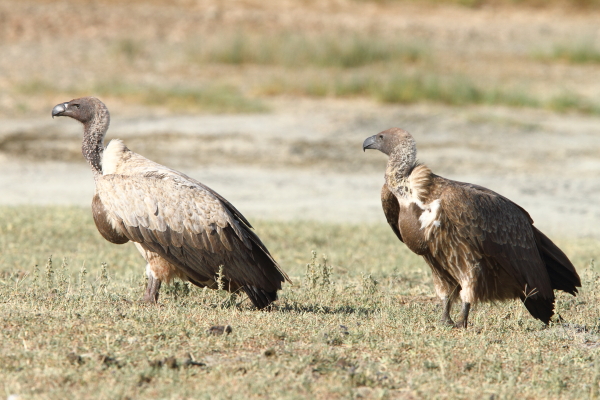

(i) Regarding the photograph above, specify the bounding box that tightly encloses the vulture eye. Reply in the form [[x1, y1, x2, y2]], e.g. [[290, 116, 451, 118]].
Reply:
[[379, 135, 383, 139], [73, 104, 80, 109]]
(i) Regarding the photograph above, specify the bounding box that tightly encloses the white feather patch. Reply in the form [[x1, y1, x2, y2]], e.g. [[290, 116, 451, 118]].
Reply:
[[102, 139, 127, 175], [145, 263, 156, 279], [419, 199, 441, 230]]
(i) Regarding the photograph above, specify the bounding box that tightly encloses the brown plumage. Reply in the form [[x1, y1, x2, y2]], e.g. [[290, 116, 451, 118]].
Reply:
[[363, 128, 580, 327], [52, 97, 290, 308]]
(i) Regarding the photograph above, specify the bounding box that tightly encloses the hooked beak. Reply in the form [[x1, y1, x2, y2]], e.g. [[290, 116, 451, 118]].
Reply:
[[362, 135, 378, 152], [51, 102, 68, 118]]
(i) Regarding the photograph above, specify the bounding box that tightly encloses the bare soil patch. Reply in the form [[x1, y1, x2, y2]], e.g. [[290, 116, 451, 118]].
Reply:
[[1, 98, 598, 238]]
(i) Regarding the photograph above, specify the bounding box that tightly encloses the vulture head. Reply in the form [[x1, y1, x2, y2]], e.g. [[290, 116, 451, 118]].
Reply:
[[52, 96, 111, 174], [52, 97, 104, 124], [363, 127, 416, 157]]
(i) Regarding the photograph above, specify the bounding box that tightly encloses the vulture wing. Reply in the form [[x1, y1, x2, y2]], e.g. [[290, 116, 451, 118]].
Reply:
[[435, 179, 556, 321], [381, 183, 403, 242], [95, 173, 290, 307], [106, 143, 256, 229]]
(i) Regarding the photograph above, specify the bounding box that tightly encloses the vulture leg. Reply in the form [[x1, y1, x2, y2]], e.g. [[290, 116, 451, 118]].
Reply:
[[453, 302, 471, 329], [143, 268, 162, 303], [440, 297, 455, 326]]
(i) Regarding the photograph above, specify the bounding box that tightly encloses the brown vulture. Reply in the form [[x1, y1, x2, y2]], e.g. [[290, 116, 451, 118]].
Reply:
[[363, 127, 581, 327], [52, 97, 290, 308]]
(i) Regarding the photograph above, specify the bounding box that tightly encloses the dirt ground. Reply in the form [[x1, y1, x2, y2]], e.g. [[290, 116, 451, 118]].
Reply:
[[0, 0, 599, 238], [1, 97, 599, 239]]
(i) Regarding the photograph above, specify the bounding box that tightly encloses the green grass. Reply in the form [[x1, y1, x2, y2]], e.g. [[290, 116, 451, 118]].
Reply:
[[95, 82, 268, 114], [536, 41, 600, 64], [1, 206, 600, 399], [16, 80, 268, 114], [189, 33, 429, 69], [11, 30, 600, 117], [260, 71, 600, 113], [547, 92, 600, 114]]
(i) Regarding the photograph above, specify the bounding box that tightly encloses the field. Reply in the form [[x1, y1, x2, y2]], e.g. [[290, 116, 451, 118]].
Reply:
[[1, 0, 600, 399], [1, 206, 600, 400], [2, 0, 600, 117]]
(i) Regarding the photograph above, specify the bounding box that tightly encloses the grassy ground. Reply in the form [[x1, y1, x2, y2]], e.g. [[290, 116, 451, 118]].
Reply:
[[2, 1, 600, 117], [370, 0, 600, 7], [1, 206, 600, 399]]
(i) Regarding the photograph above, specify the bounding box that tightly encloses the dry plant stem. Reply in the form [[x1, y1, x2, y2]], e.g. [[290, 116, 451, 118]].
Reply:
[[1, 206, 599, 399]]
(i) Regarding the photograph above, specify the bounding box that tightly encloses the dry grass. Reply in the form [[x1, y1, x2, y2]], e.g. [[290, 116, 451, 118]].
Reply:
[[1, 206, 600, 399], [2, 1, 600, 117], [259, 71, 600, 114], [188, 33, 429, 69], [355, 0, 600, 8], [16, 80, 267, 114], [535, 40, 600, 65]]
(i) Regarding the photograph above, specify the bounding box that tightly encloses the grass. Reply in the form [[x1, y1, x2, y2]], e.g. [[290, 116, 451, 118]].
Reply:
[[16, 80, 268, 114], [8, 26, 600, 117], [189, 33, 429, 69], [94, 82, 268, 114], [353, 0, 600, 8], [535, 41, 600, 65], [4, 0, 600, 119], [1, 206, 600, 399], [259, 71, 600, 114]]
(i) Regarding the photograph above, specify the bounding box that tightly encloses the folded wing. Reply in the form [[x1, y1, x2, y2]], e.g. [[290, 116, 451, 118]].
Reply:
[[437, 180, 556, 321], [96, 173, 290, 304]]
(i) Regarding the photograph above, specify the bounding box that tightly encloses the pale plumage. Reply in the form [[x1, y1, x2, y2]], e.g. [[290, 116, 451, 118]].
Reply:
[[364, 127, 580, 327], [53, 97, 290, 308]]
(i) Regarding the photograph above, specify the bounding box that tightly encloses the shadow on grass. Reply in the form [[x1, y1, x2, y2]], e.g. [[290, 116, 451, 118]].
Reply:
[[277, 301, 378, 316]]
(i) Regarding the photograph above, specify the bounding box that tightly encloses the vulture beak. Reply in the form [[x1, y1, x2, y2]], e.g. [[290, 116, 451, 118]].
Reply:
[[51, 102, 68, 118], [362, 135, 378, 152]]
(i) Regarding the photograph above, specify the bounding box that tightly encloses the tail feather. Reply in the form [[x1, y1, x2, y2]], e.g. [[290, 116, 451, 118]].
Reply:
[[521, 294, 555, 325], [249, 233, 291, 288], [243, 286, 278, 309], [533, 227, 581, 295]]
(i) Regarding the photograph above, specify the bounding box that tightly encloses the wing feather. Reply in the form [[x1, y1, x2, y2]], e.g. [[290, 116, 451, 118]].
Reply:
[[96, 173, 289, 291], [436, 179, 553, 299], [381, 183, 403, 242], [91, 193, 129, 244]]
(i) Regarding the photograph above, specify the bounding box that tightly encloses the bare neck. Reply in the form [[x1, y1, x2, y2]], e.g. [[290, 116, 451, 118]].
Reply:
[[82, 104, 110, 176], [385, 147, 416, 195]]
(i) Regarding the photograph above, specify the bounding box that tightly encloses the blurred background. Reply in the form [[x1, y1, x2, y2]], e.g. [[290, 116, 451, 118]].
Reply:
[[0, 0, 599, 237]]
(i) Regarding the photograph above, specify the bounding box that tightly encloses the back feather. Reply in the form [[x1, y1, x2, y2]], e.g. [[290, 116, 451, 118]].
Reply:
[[408, 163, 433, 203]]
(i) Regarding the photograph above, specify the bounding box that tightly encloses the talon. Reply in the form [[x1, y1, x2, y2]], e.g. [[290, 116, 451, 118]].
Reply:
[[453, 320, 468, 329]]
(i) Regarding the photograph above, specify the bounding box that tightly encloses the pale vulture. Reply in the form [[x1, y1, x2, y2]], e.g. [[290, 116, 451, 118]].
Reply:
[[52, 97, 290, 308], [363, 128, 580, 328]]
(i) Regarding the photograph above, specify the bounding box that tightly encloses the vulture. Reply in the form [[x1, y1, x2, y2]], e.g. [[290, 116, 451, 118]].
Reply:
[[363, 128, 580, 328], [52, 97, 290, 308]]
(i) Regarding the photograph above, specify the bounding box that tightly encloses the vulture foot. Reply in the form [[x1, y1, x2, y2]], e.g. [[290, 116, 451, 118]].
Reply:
[[453, 319, 468, 329], [439, 297, 455, 326], [452, 302, 471, 329], [143, 275, 162, 303]]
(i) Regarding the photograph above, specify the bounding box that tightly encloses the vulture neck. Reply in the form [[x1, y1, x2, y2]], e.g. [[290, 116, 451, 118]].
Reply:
[[385, 146, 416, 198], [82, 104, 110, 176]]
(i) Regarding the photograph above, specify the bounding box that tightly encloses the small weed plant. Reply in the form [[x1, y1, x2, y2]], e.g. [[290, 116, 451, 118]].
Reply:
[[1, 206, 599, 399]]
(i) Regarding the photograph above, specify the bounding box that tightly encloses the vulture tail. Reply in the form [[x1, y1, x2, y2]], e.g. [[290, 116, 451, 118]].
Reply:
[[520, 294, 554, 325], [243, 286, 277, 309], [533, 227, 581, 295]]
